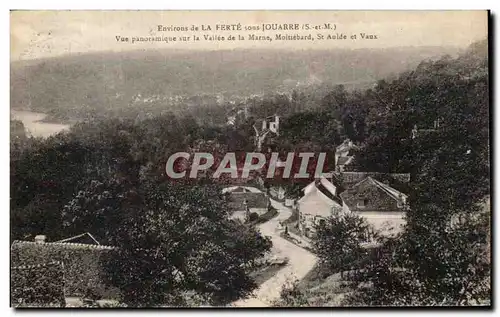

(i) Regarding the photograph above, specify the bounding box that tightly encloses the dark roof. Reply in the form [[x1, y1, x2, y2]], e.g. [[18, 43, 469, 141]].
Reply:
[[11, 241, 119, 299], [336, 139, 359, 153], [329, 174, 343, 190], [337, 156, 352, 165], [231, 187, 247, 192], [316, 181, 342, 205], [226, 192, 269, 210], [339, 177, 407, 212], [337, 172, 410, 188], [362, 177, 407, 202]]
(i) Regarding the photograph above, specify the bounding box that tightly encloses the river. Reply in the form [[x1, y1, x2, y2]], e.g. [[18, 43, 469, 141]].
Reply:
[[11, 110, 71, 138]]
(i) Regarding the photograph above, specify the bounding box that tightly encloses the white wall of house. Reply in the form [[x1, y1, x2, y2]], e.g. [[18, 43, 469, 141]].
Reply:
[[300, 214, 327, 238], [354, 211, 405, 234], [342, 203, 406, 236], [298, 186, 342, 237], [229, 207, 268, 222], [284, 198, 295, 207], [342, 201, 350, 213], [299, 191, 338, 218]]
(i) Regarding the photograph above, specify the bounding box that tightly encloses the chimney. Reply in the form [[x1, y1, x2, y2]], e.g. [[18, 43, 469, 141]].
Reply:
[[434, 118, 440, 129], [35, 235, 46, 244], [398, 193, 406, 206], [261, 120, 267, 131], [411, 124, 418, 139]]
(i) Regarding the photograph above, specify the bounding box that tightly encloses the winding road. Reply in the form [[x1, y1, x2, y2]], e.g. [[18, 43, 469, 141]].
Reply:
[[230, 198, 318, 307]]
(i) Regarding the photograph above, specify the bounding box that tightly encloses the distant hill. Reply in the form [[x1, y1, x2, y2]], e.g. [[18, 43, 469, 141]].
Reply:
[[11, 46, 461, 120]]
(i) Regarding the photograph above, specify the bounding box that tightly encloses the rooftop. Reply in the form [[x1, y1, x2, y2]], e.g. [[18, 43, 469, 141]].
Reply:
[[336, 172, 410, 189]]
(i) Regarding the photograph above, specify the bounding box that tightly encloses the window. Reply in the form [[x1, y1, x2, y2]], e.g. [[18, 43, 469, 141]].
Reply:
[[357, 198, 367, 208], [360, 228, 374, 243]]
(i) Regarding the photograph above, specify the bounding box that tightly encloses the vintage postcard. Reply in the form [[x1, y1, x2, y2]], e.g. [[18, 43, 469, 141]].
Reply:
[[10, 10, 490, 308]]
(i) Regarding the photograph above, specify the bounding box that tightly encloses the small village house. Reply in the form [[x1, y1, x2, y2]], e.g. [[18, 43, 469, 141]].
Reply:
[[411, 118, 441, 139], [297, 172, 410, 239], [335, 139, 358, 172], [222, 186, 270, 221], [253, 114, 280, 151], [339, 175, 408, 236], [297, 176, 343, 238]]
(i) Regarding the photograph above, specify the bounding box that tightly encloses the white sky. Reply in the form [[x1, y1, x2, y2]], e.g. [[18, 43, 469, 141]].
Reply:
[[10, 11, 488, 61]]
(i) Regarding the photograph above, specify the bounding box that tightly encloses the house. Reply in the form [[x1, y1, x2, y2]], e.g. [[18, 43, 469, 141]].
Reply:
[[260, 115, 280, 135], [10, 234, 119, 307], [227, 115, 237, 126], [411, 118, 441, 139], [335, 171, 411, 189], [296, 172, 410, 239], [339, 176, 409, 236], [253, 114, 280, 151], [297, 176, 343, 238], [223, 186, 270, 221], [226, 104, 249, 126], [335, 139, 358, 172]]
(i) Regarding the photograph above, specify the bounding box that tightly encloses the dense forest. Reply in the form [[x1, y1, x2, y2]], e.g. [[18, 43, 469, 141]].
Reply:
[[10, 39, 489, 306]]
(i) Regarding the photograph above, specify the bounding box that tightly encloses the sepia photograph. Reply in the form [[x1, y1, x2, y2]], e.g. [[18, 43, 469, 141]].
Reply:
[[9, 10, 491, 308]]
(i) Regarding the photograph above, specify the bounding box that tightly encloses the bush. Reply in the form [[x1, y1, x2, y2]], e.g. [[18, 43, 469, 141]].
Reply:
[[312, 211, 373, 277], [248, 212, 259, 222], [255, 208, 278, 224], [272, 279, 309, 307], [10, 242, 119, 299]]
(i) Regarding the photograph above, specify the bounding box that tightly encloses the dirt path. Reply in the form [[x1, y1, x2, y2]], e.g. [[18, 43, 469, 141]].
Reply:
[[231, 199, 318, 307]]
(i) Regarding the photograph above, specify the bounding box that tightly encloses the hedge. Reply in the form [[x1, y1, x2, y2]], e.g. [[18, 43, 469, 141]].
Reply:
[[11, 261, 66, 307], [11, 241, 120, 300]]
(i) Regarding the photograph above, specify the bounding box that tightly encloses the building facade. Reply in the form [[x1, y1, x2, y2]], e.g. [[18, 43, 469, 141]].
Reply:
[[297, 172, 410, 238], [297, 177, 342, 238]]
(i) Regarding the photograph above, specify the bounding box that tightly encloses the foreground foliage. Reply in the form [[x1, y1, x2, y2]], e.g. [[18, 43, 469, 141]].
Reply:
[[276, 39, 490, 306], [10, 115, 272, 306]]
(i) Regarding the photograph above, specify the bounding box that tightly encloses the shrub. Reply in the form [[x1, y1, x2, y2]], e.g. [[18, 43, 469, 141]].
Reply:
[[10, 241, 119, 299], [272, 279, 309, 307], [255, 208, 278, 224], [248, 212, 259, 222], [312, 211, 373, 278]]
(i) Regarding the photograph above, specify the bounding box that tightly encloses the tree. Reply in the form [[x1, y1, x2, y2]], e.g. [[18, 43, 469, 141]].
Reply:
[[62, 174, 273, 306], [321, 84, 347, 115], [11, 109, 275, 306], [343, 40, 491, 306], [312, 210, 372, 278], [345, 204, 490, 306], [10, 137, 92, 241]]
